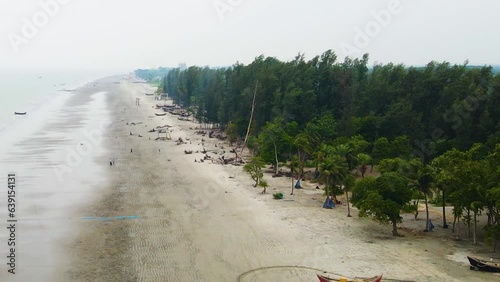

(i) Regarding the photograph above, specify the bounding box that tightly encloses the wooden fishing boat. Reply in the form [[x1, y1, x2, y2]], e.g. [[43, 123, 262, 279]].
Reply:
[[184, 150, 193, 154], [155, 113, 167, 116], [317, 274, 382, 282], [467, 256, 500, 272], [14, 112, 26, 115]]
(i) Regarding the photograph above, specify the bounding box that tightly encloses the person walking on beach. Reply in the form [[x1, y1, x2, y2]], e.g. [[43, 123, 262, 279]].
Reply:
[[130, 148, 133, 153], [112, 158, 115, 165], [109, 159, 113, 166]]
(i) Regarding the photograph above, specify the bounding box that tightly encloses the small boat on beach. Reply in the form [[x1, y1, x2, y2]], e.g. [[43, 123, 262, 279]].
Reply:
[[317, 274, 382, 282], [155, 113, 167, 116], [145, 93, 154, 96], [467, 256, 500, 272], [14, 112, 26, 115]]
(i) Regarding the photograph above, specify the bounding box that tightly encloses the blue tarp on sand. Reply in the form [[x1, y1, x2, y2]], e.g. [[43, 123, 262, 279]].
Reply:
[[323, 197, 335, 209]]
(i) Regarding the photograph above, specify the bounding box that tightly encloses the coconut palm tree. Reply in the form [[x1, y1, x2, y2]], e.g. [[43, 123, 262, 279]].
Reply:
[[407, 159, 436, 231], [288, 156, 300, 195], [332, 144, 357, 216], [319, 152, 349, 206]]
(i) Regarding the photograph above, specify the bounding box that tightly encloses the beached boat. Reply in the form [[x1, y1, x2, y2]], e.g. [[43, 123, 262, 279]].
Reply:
[[184, 150, 193, 154], [14, 112, 26, 115], [467, 256, 500, 272], [317, 274, 382, 282], [155, 113, 167, 116], [145, 93, 154, 96]]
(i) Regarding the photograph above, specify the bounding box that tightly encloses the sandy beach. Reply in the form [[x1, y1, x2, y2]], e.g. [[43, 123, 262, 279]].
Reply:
[[2, 77, 495, 281], [55, 77, 496, 282]]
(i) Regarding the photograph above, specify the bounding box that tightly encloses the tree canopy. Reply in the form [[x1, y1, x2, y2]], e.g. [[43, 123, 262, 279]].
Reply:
[[147, 50, 500, 243]]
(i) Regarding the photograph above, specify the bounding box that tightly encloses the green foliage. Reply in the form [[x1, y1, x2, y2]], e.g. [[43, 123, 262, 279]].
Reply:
[[484, 224, 500, 251], [377, 158, 404, 174], [135, 67, 171, 82], [158, 53, 498, 154], [144, 52, 500, 242], [247, 135, 258, 155], [348, 135, 370, 155], [344, 174, 356, 191], [372, 137, 391, 163], [357, 153, 372, 177], [391, 135, 412, 158], [259, 179, 269, 194], [225, 123, 238, 145], [351, 173, 412, 235], [257, 118, 293, 174], [243, 157, 265, 187], [319, 149, 349, 197]]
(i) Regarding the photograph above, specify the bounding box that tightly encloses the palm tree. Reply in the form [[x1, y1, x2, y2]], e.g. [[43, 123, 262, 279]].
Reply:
[[288, 156, 300, 195], [332, 144, 356, 216], [408, 161, 435, 231], [333, 144, 357, 171], [343, 174, 356, 217], [319, 153, 349, 208]]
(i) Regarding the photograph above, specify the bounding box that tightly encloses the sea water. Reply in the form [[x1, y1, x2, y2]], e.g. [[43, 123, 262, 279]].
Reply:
[[0, 70, 108, 132], [0, 69, 121, 281]]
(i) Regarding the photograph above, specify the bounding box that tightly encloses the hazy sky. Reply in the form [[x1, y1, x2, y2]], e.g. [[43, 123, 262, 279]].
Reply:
[[1, 0, 499, 72]]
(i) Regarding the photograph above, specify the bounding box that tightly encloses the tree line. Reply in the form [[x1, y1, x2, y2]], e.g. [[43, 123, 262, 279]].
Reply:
[[138, 51, 500, 248]]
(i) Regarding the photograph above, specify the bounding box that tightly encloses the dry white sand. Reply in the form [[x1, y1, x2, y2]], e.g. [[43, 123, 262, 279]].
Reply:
[[63, 78, 496, 282]]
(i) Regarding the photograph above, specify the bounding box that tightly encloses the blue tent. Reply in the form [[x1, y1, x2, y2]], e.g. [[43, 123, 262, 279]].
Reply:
[[323, 197, 335, 209], [428, 220, 434, 231], [294, 180, 301, 189]]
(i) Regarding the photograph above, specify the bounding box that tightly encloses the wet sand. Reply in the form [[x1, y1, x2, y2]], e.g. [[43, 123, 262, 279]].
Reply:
[[7, 77, 493, 281], [60, 78, 496, 282], [0, 82, 112, 281]]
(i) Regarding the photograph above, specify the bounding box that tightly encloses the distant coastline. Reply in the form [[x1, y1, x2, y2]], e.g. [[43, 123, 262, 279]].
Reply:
[[0, 70, 117, 135]]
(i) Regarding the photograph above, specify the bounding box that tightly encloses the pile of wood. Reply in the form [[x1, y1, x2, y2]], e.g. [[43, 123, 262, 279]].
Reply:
[[176, 137, 186, 145], [195, 130, 206, 136]]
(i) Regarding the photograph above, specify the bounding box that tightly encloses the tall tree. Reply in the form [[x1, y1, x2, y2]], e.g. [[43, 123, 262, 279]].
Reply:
[[257, 118, 293, 175], [351, 172, 412, 236]]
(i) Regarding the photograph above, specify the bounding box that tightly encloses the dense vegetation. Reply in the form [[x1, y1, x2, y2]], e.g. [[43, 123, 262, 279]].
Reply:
[[135, 67, 171, 85], [151, 50, 500, 247]]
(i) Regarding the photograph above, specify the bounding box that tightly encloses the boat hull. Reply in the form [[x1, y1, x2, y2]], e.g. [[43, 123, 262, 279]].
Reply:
[[467, 256, 500, 272], [317, 274, 382, 282]]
